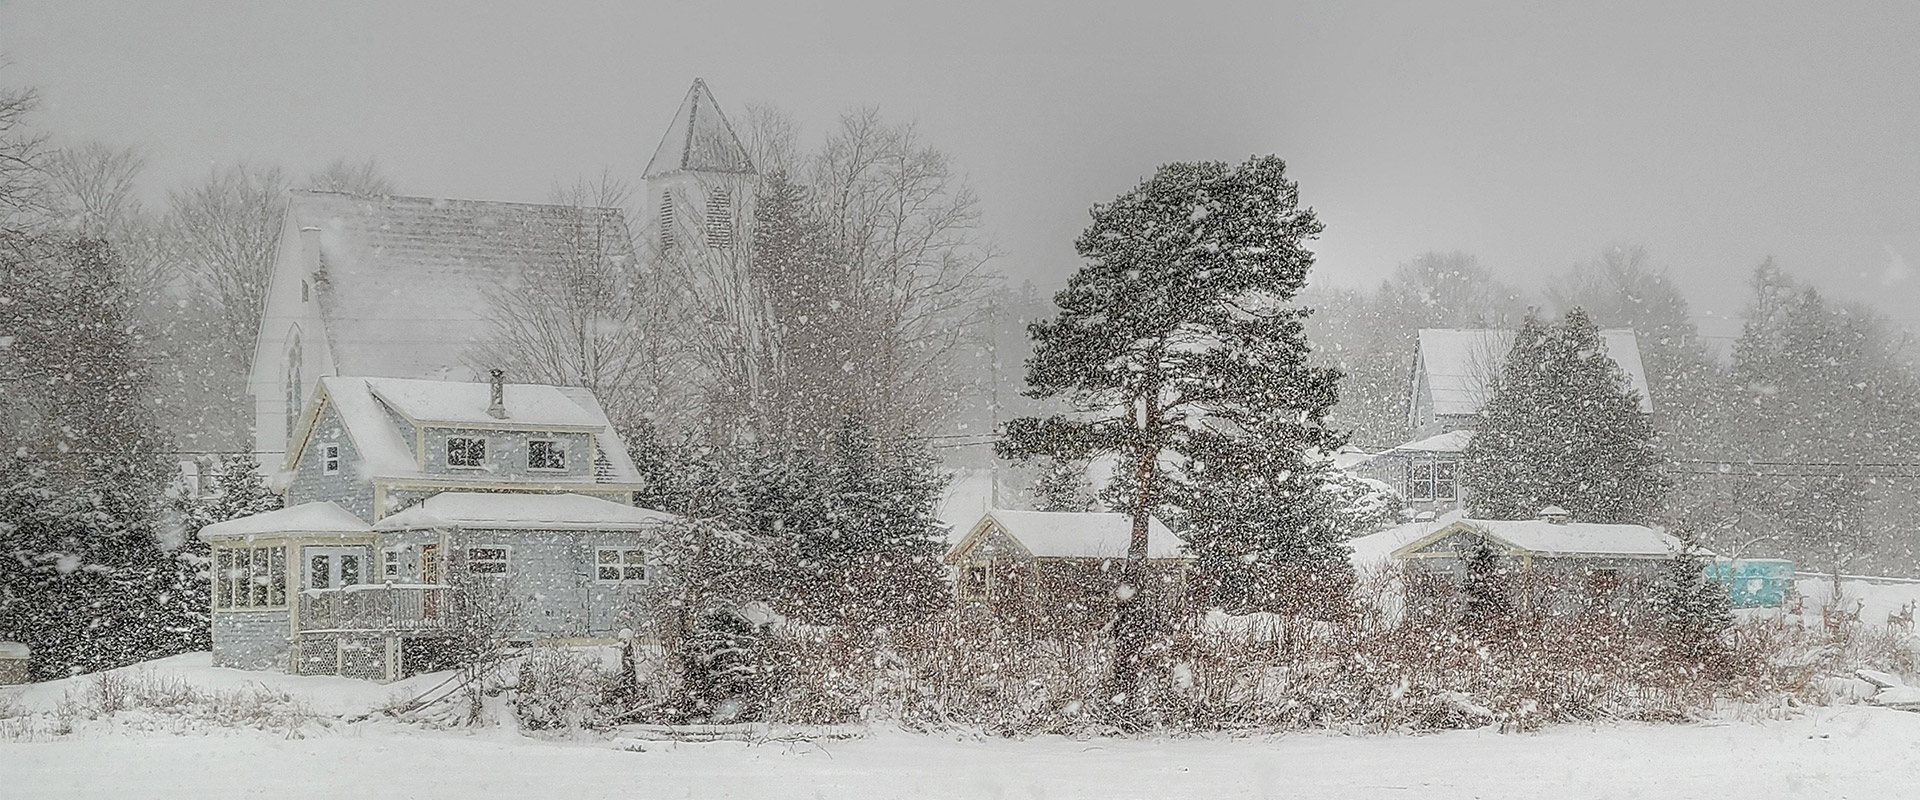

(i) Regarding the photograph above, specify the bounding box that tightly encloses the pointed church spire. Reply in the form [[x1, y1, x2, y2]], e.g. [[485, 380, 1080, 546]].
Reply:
[[644, 78, 756, 179]]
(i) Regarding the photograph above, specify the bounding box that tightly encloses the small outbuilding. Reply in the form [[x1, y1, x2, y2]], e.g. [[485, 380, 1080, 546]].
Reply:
[[945, 510, 1191, 627], [0, 641, 28, 685]]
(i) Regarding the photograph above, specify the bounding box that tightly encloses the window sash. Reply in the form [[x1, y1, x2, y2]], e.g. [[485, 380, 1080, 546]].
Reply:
[[528, 439, 566, 471], [215, 546, 287, 610], [447, 437, 486, 468], [321, 443, 340, 475], [595, 547, 649, 584], [468, 546, 509, 575], [1408, 461, 1434, 500], [1434, 460, 1456, 500]]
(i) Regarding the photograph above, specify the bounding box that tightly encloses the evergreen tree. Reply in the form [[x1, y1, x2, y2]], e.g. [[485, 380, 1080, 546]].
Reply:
[[1457, 537, 1513, 630], [1032, 457, 1096, 513], [788, 417, 949, 626], [1654, 528, 1733, 671], [1461, 308, 1667, 523], [999, 156, 1341, 711], [168, 453, 282, 651], [0, 231, 184, 677]]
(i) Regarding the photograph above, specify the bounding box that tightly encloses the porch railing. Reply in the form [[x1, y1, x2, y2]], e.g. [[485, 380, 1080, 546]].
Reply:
[[298, 583, 451, 633]]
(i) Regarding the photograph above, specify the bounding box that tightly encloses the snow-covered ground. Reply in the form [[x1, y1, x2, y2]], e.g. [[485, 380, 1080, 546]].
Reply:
[[5, 654, 1920, 799]]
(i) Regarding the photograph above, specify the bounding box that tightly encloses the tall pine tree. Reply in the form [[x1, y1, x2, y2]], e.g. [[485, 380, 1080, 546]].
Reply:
[[999, 156, 1341, 711], [1461, 308, 1667, 523]]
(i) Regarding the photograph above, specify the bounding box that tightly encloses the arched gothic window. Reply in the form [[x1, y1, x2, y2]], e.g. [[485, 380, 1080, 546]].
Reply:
[[284, 334, 303, 439]]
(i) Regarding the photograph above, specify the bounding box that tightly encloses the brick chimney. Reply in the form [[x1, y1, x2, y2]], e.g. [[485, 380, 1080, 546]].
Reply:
[[487, 369, 508, 419]]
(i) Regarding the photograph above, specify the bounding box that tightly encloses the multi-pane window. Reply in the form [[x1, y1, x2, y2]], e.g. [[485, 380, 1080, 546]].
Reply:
[[214, 546, 287, 609], [383, 547, 403, 581], [595, 548, 649, 584], [1406, 459, 1458, 501], [306, 548, 364, 590], [529, 439, 567, 471], [468, 547, 509, 576], [962, 564, 990, 599], [705, 190, 734, 249], [322, 442, 341, 475], [447, 436, 486, 468], [659, 193, 677, 251]]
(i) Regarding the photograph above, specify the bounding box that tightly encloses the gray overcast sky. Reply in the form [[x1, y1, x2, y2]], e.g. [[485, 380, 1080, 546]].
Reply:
[[4, 0, 1918, 339]]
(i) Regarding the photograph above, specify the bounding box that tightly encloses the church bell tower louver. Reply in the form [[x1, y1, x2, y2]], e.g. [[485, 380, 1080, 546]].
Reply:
[[642, 78, 757, 257]]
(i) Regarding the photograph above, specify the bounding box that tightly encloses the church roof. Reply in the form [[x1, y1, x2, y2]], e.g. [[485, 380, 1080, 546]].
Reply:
[[1415, 328, 1653, 418], [285, 190, 631, 382], [644, 78, 755, 178]]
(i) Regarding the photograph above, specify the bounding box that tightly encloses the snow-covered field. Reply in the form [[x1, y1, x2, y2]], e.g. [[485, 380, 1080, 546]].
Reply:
[[5, 654, 1920, 799]]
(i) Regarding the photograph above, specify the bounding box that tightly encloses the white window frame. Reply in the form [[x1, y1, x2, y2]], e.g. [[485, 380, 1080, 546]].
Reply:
[[594, 547, 650, 584], [382, 546, 404, 582], [214, 545, 288, 610], [304, 546, 370, 590], [961, 561, 991, 600], [528, 438, 567, 472], [447, 436, 487, 468], [321, 442, 341, 475], [467, 546, 510, 576]]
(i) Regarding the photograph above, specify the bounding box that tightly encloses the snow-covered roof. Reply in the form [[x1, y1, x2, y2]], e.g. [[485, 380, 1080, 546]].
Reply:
[[375, 492, 677, 531], [1389, 429, 1473, 455], [284, 190, 632, 382], [1349, 512, 1466, 568], [644, 78, 755, 178], [1415, 328, 1653, 417], [959, 510, 1187, 560], [198, 502, 372, 542], [367, 377, 602, 429], [288, 376, 642, 485], [1400, 518, 1688, 559]]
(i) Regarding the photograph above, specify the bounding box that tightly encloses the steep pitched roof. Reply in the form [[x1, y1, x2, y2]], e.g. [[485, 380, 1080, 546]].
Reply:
[[643, 78, 755, 178], [1415, 328, 1654, 418], [366, 377, 602, 429], [287, 190, 632, 381], [953, 510, 1187, 561]]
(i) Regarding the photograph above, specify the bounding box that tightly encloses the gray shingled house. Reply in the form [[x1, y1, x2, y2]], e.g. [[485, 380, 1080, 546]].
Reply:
[[199, 375, 675, 680]]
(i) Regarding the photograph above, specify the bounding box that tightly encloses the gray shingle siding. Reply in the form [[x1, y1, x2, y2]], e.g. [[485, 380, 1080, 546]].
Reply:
[[445, 528, 657, 638], [421, 427, 594, 480], [284, 403, 377, 520], [212, 610, 290, 670]]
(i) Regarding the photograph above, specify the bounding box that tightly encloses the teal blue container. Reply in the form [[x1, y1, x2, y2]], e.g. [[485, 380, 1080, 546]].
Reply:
[[1709, 559, 1795, 608]]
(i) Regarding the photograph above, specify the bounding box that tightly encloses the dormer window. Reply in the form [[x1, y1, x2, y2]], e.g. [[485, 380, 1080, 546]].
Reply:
[[321, 442, 341, 475], [528, 439, 566, 471], [447, 436, 486, 468]]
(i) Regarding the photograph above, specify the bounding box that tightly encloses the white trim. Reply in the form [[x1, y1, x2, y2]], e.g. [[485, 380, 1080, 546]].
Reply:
[[527, 438, 568, 472], [593, 546, 651, 584], [446, 436, 487, 469]]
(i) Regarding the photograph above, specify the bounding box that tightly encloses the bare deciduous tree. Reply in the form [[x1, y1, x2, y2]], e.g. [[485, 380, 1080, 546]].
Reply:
[[168, 163, 290, 368], [306, 157, 397, 195], [471, 175, 682, 435], [0, 85, 47, 230]]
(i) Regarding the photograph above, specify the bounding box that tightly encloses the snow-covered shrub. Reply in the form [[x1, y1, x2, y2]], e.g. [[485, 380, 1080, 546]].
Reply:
[[512, 646, 622, 731]]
